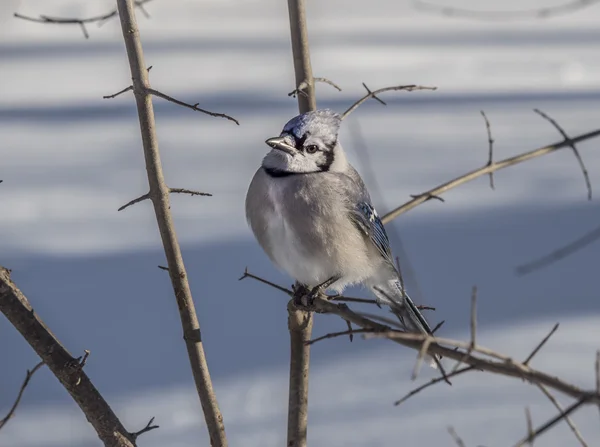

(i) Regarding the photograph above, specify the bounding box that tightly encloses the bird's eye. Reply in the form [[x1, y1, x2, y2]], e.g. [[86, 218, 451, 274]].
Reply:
[[305, 145, 318, 154]]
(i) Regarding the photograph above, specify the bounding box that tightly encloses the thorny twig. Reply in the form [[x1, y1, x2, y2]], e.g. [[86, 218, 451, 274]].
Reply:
[[534, 109, 591, 200], [130, 417, 159, 441], [243, 271, 600, 409], [512, 398, 588, 447], [0, 362, 44, 430], [288, 77, 342, 98], [450, 286, 477, 374], [481, 111, 495, 190], [341, 83, 437, 120], [13, 0, 153, 39], [381, 125, 600, 224], [413, 0, 600, 21], [118, 188, 212, 211], [104, 84, 239, 124], [536, 384, 588, 447]]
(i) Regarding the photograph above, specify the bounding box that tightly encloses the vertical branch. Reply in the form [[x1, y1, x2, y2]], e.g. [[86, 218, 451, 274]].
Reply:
[[114, 1, 226, 446], [287, 0, 316, 114], [286, 1, 316, 446]]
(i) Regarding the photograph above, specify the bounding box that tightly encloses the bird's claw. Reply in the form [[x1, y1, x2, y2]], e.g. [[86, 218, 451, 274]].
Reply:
[[292, 283, 322, 309]]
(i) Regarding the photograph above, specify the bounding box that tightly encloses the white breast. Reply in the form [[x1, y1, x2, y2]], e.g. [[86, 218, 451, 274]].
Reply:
[[263, 182, 334, 288]]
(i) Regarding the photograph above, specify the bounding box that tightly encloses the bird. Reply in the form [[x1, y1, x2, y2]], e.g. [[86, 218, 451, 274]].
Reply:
[[245, 108, 442, 368]]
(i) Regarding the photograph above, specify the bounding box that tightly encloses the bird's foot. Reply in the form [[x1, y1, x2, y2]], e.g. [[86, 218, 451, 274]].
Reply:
[[292, 276, 340, 310]]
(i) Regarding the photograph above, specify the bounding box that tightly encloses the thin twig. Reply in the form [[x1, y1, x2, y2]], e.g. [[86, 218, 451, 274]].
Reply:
[[118, 188, 211, 211], [414, 0, 600, 21], [115, 1, 226, 445], [239, 268, 294, 296], [103, 84, 238, 124], [147, 88, 239, 124], [169, 188, 212, 197], [306, 328, 381, 345], [525, 407, 534, 446], [118, 193, 150, 211], [448, 426, 466, 447], [395, 366, 475, 406], [516, 222, 600, 276], [382, 127, 600, 224], [0, 362, 44, 430], [534, 109, 591, 200], [341, 83, 437, 120], [314, 77, 342, 91], [451, 286, 478, 374], [481, 111, 495, 190], [345, 320, 353, 342], [331, 296, 379, 305], [130, 416, 159, 441], [536, 384, 588, 447], [523, 323, 559, 366], [13, 0, 153, 39], [512, 398, 588, 447], [288, 77, 342, 97]]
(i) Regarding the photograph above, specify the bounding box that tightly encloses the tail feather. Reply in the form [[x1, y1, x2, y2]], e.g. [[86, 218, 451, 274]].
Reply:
[[372, 279, 444, 370]]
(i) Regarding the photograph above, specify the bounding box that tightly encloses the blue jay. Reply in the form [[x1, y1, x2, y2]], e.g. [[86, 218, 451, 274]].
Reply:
[[245, 109, 440, 367]]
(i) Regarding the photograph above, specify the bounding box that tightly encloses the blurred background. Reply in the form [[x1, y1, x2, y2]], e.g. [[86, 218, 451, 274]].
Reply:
[[1, 0, 600, 446]]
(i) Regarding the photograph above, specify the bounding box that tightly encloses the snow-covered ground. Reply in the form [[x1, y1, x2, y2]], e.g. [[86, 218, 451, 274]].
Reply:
[[1, 0, 600, 446]]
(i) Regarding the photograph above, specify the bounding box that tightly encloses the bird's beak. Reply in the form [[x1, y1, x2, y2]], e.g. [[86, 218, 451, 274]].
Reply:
[[265, 136, 296, 155]]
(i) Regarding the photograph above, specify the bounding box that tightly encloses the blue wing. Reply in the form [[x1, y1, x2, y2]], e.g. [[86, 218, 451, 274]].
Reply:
[[353, 201, 394, 264]]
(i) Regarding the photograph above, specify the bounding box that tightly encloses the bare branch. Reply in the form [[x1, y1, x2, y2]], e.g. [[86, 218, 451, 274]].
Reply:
[[512, 398, 588, 447], [414, 0, 600, 21], [314, 77, 342, 91], [115, 1, 226, 444], [525, 407, 534, 446], [103, 86, 134, 99], [536, 384, 588, 447], [118, 188, 211, 211], [0, 362, 44, 430], [147, 88, 239, 124], [0, 267, 137, 446], [118, 193, 150, 212], [382, 127, 600, 224], [447, 426, 466, 447], [523, 323, 559, 366], [13, 0, 153, 39], [239, 268, 294, 296], [341, 83, 437, 120], [481, 111, 495, 190], [246, 270, 600, 407], [104, 84, 238, 124], [130, 417, 159, 441], [286, 2, 316, 445], [331, 296, 379, 305], [450, 286, 478, 374], [395, 366, 475, 406], [534, 109, 591, 200], [288, 77, 342, 98], [306, 328, 381, 346], [169, 188, 212, 197]]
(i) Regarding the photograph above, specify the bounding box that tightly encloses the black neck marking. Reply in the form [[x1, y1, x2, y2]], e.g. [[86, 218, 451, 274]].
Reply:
[[264, 167, 321, 178], [264, 167, 299, 178]]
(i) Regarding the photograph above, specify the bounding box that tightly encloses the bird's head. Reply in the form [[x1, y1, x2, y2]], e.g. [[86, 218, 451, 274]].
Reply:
[[262, 109, 347, 176]]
